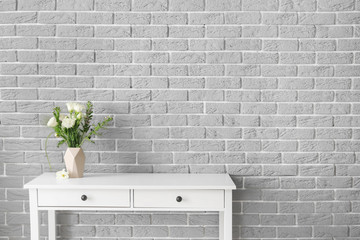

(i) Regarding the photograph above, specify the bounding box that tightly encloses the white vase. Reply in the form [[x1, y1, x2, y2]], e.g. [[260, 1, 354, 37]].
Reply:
[[64, 148, 85, 178]]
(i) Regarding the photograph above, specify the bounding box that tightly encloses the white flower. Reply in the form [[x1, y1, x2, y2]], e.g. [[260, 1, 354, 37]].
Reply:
[[73, 103, 85, 113], [47, 117, 57, 128], [61, 117, 76, 129], [77, 112, 83, 119], [59, 114, 66, 121], [66, 102, 75, 112], [56, 169, 69, 179]]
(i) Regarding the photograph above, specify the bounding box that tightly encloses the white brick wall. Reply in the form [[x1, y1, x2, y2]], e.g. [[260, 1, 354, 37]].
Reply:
[[1, 0, 360, 238]]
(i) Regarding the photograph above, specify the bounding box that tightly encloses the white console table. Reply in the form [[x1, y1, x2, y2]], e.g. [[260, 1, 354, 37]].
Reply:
[[25, 173, 236, 240]]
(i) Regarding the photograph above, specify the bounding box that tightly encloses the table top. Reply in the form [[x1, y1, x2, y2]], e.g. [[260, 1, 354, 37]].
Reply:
[[24, 173, 236, 190]]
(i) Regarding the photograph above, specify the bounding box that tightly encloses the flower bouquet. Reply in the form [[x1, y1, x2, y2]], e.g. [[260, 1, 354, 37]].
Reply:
[[46, 101, 112, 178]]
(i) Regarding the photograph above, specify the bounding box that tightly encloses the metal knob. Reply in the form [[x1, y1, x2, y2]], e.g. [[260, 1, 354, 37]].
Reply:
[[81, 195, 87, 201], [176, 196, 182, 202]]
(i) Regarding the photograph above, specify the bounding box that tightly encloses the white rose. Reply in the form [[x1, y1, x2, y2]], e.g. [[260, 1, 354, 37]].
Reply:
[[61, 117, 76, 129], [73, 103, 85, 113], [66, 102, 75, 112], [47, 117, 57, 127], [56, 169, 69, 179], [59, 114, 66, 121]]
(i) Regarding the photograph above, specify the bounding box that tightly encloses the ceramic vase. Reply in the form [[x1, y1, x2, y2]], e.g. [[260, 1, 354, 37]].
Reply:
[[64, 148, 85, 178]]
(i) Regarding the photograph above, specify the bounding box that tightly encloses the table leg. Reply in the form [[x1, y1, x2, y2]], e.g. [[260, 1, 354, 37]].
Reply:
[[48, 210, 56, 240], [29, 189, 40, 240], [219, 190, 232, 240]]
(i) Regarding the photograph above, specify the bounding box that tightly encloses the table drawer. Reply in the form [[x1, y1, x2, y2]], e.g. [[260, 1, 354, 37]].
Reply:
[[38, 189, 130, 207], [134, 189, 224, 209]]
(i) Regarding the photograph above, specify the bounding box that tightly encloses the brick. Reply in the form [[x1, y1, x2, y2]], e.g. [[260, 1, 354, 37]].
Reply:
[[175, 153, 208, 164], [227, 140, 261, 151], [153, 65, 187, 76], [315, 104, 351, 115], [243, 202, 277, 213], [0, 26, 15, 36], [131, 102, 166, 114], [278, 103, 313, 114], [224, 115, 259, 127], [138, 153, 172, 164], [225, 12, 261, 24], [314, 226, 349, 238], [240, 227, 276, 238], [244, 128, 278, 139], [227, 65, 260, 76], [57, 25, 93, 37], [264, 39, 298, 51], [261, 116, 296, 127], [94, 0, 130, 11], [115, 64, 150, 76], [280, 0, 316, 11], [132, 77, 167, 89], [57, 0, 93, 10], [134, 52, 169, 63], [206, 102, 239, 114], [301, 40, 336, 51], [316, 202, 351, 213], [299, 13, 335, 25], [0, 0, 16, 10], [189, 13, 224, 24], [39, 38, 76, 50], [115, 13, 151, 24], [133, 0, 167, 11], [154, 39, 188, 51], [262, 65, 296, 77], [207, 26, 241, 38], [169, 0, 204, 11], [171, 52, 205, 64], [154, 140, 188, 151], [244, 52, 278, 64], [152, 90, 187, 101], [18, 0, 54, 10], [261, 215, 295, 225], [263, 13, 297, 25], [226, 39, 262, 50], [115, 39, 150, 51], [151, 12, 188, 24], [206, 77, 240, 89], [280, 26, 316, 38], [278, 227, 312, 238], [317, 26, 353, 38], [170, 26, 205, 38], [318, 0, 355, 11], [132, 26, 167, 38], [243, 0, 278, 11], [1, 89, 37, 100], [210, 153, 245, 164], [280, 202, 314, 213], [169, 102, 203, 113], [243, 26, 277, 38], [247, 153, 281, 164], [78, 39, 113, 50], [338, 13, 360, 24], [280, 52, 315, 64], [153, 115, 186, 126], [38, 12, 75, 24], [207, 52, 241, 63]]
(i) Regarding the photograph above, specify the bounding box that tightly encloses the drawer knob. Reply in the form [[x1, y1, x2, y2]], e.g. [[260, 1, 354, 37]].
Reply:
[[176, 196, 182, 202], [81, 195, 87, 201]]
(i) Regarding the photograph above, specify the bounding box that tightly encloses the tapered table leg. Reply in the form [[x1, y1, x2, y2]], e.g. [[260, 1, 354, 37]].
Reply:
[[29, 189, 40, 240], [219, 190, 232, 240], [48, 210, 56, 240]]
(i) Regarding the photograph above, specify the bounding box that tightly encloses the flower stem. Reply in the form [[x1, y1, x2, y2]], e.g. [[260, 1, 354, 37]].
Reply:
[[45, 132, 53, 170]]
